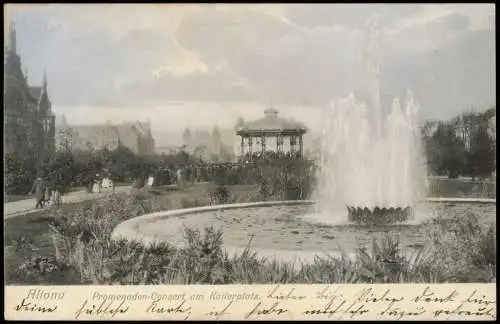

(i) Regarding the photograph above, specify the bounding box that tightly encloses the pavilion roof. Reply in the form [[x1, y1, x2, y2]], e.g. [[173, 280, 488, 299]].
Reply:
[[237, 107, 307, 135]]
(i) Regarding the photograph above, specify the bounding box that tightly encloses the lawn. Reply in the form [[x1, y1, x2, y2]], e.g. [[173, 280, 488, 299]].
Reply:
[[427, 178, 496, 198], [4, 183, 259, 284], [4, 180, 495, 285]]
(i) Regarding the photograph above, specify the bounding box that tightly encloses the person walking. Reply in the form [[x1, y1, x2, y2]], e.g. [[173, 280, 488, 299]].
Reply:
[[50, 180, 62, 206], [44, 184, 52, 207], [29, 177, 46, 209], [86, 173, 93, 193]]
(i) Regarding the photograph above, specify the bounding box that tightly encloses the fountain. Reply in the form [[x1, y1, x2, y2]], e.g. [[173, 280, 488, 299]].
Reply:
[[312, 16, 427, 225], [111, 16, 495, 264]]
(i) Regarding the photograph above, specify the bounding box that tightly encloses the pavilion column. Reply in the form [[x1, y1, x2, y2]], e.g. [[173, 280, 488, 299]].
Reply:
[[248, 136, 253, 157], [299, 135, 303, 157], [240, 136, 244, 158], [261, 135, 266, 155]]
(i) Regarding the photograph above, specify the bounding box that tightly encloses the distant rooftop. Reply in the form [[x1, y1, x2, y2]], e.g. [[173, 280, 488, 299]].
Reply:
[[62, 121, 152, 138]]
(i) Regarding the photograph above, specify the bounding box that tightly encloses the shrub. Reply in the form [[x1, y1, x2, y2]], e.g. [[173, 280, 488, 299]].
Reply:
[[132, 177, 146, 189], [4, 153, 37, 195], [422, 209, 496, 283], [254, 160, 314, 201], [177, 227, 227, 284], [356, 235, 408, 283], [209, 186, 230, 205], [16, 256, 80, 284]]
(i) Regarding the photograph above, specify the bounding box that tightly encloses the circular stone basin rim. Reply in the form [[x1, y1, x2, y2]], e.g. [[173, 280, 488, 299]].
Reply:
[[111, 197, 496, 246], [112, 200, 313, 244]]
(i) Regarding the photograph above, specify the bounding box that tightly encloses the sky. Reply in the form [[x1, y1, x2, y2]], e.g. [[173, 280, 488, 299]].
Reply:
[[4, 4, 496, 145]]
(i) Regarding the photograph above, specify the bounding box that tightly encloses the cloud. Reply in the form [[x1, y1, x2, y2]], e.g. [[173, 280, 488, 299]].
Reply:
[[111, 67, 255, 106], [384, 12, 472, 54], [284, 4, 426, 29], [5, 4, 496, 123], [115, 11, 357, 107], [176, 7, 295, 68], [382, 29, 495, 119]]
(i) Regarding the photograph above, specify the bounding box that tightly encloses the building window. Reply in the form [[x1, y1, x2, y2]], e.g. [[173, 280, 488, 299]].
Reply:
[[42, 119, 51, 132]]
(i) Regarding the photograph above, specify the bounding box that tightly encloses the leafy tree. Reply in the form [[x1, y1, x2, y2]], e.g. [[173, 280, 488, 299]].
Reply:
[[467, 120, 495, 180], [4, 152, 37, 195], [422, 106, 496, 179], [431, 122, 466, 178], [39, 152, 75, 193], [107, 146, 137, 181], [4, 118, 31, 157]]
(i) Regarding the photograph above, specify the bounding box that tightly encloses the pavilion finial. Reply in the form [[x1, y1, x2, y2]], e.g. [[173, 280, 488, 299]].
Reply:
[[264, 107, 278, 117], [265, 94, 278, 117]]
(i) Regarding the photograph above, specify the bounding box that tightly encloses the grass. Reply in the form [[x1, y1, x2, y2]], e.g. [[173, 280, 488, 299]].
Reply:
[[5, 182, 496, 285], [4, 183, 260, 284], [426, 178, 496, 198]]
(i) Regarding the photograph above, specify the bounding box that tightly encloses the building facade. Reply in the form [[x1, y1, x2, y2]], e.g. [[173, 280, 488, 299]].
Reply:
[[57, 121, 156, 156], [181, 127, 235, 162], [4, 23, 55, 158]]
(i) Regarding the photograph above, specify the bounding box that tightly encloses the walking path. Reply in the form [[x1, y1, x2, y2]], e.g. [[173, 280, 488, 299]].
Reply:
[[6, 183, 494, 220], [4, 186, 131, 219]]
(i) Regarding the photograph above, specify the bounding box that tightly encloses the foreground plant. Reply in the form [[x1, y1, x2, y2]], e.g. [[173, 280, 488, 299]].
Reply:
[[15, 192, 496, 285]]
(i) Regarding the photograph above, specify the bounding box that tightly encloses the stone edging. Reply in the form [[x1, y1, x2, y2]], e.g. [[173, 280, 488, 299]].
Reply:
[[111, 200, 313, 245], [424, 197, 496, 203]]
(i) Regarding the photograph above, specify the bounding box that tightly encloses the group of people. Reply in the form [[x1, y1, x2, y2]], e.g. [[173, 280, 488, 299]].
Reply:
[[29, 177, 62, 209], [86, 173, 115, 194]]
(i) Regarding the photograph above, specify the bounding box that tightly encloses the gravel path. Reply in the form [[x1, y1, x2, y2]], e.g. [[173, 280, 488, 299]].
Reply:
[[4, 185, 131, 219]]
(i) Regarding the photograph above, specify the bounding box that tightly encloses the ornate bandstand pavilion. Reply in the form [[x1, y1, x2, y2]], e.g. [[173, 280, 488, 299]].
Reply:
[[236, 107, 308, 160]]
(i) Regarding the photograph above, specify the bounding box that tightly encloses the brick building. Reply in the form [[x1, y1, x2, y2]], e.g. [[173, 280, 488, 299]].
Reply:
[[4, 23, 55, 158], [57, 121, 156, 156]]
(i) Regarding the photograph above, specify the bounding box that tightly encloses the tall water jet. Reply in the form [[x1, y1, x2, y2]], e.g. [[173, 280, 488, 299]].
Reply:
[[313, 16, 428, 224]]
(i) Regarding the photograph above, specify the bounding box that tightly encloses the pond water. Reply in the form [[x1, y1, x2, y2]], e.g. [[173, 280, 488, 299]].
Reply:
[[136, 202, 496, 260]]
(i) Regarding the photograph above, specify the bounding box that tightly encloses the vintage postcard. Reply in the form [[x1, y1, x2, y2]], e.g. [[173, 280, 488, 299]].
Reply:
[[4, 3, 496, 321]]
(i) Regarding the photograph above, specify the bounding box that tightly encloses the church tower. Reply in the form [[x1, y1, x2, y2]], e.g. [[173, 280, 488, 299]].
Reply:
[[8, 22, 17, 54], [38, 71, 56, 152], [39, 71, 51, 112], [4, 22, 27, 96]]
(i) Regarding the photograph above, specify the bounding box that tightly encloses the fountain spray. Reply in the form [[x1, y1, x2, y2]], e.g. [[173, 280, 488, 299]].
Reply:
[[313, 15, 428, 225]]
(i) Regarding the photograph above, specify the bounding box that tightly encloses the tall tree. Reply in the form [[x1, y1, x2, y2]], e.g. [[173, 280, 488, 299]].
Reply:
[[467, 116, 495, 180], [431, 122, 466, 178]]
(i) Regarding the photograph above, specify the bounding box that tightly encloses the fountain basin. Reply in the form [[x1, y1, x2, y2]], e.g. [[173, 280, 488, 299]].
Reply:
[[111, 198, 496, 264]]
